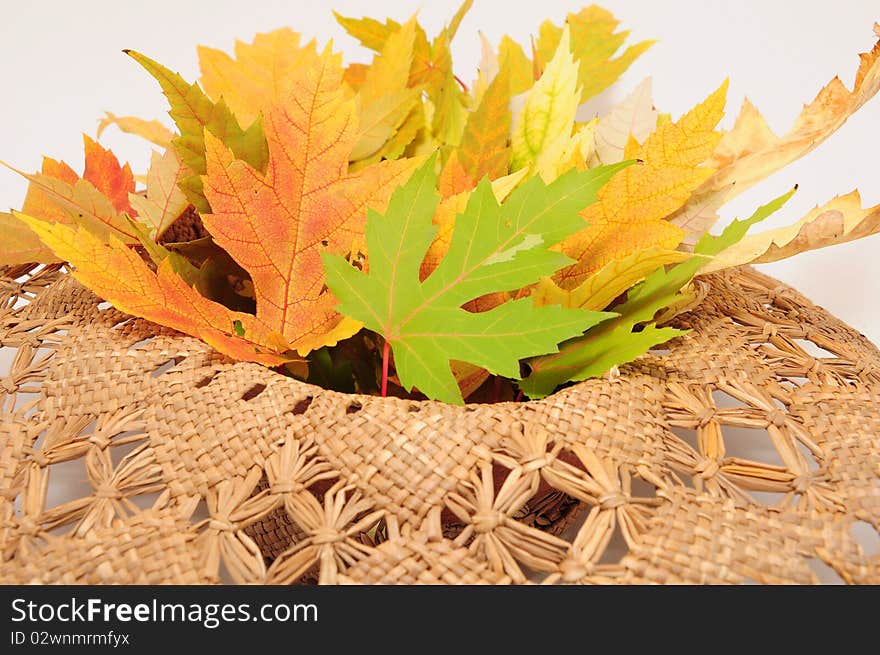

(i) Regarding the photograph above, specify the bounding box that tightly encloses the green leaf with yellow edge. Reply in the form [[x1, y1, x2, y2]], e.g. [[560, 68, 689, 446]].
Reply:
[[511, 26, 581, 178], [535, 5, 654, 103], [125, 49, 269, 213], [521, 188, 796, 398], [323, 155, 631, 404]]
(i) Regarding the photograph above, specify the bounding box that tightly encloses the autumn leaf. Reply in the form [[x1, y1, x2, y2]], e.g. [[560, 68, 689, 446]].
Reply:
[[534, 5, 654, 103], [532, 247, 689, 312], [671, 26, 880, 243], [97, 112, 174, 149], [126, 49, 269, 213], [522, 189, 795, 398], [201, 49, 420, 355], [592, 77, 657, 165], [511, 27, 580, 178], [14, 218, 290, 366], [128, 148, 190, 240], [438, 65, 512, 196], [334, 2, 472, 145], [82, 135, 136, 215], [498, 36, 535, 96], [5, 136, 139, 243], [349, 17, 421, 161], [0, 212, 61, 265], [704, 190, 880, 272], [323, 155, 630, 404], [198, 28, 320, 128], [555, 81, 728, 288]]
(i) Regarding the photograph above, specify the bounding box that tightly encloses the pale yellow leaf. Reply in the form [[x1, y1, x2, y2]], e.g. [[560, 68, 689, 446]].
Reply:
[[592, 77, 657, 165]]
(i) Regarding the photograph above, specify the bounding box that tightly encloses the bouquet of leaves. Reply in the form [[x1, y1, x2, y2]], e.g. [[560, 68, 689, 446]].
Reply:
[[3, 3, 879, 404]]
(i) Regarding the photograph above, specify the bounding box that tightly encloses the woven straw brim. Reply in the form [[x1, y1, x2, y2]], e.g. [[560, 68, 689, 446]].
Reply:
[[0, 264, 878, 584]]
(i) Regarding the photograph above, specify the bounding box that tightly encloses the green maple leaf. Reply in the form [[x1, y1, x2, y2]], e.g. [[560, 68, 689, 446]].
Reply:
[[323, 154, 632, 404], [125, 50, 268, 213], [520, 188, 797, 398]]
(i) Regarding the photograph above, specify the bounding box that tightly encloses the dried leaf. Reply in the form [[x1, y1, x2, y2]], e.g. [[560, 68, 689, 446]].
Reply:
[[672, 27, 880, 242], [705, 190, 880, 271]]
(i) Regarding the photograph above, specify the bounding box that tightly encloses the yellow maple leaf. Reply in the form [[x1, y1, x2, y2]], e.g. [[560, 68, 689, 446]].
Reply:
[[198, 28, 320, 127], [554, 81, 728, 289], [535, 5, 654, 103], [350, 16, 421, 161]]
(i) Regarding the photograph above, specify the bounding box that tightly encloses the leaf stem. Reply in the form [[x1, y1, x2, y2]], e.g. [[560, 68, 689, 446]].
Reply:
[[381, 339, 391, 398]]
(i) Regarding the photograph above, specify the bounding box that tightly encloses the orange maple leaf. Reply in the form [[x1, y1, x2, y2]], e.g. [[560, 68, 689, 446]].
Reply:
[[16, 219, 289, 366], [16, 135, 137, 234], [82, 135, 136, 215], [201, 50, 419, 355]]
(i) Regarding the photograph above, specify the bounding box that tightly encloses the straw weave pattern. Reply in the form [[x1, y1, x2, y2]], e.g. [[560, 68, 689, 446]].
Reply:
[[1, 264, 878, 584]]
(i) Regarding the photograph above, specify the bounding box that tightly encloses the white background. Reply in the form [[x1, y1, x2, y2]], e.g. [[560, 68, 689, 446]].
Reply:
[[2, 0, 879, 343], [0, 1, 878, 582]]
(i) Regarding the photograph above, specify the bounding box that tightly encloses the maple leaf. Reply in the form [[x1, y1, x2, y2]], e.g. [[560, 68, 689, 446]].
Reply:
[[499, 36, 535, 96], [126, 50, 269, 213], [592, 77, 657, 166], [4, 136, 139, 243], [438, 65, 512, 197], [323, 156, 631, 404], [532, 247, 689, 312], [535, 5, 654, 103], [349, 17, 421, 161], [0, 212, 61, 265], [522, 189, 795, 398], [128, 148, 190, 240], [197, 28, 320, 128], [334, 2, 472, 145], [670, 26, 880, 243], [201, 50, 420, 355], [555, 81, 728, 288], [97, 112, 174, 149], [15, 218, 290, 366], [511, 27, 580, 178], [704, 190, 880, 272]]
